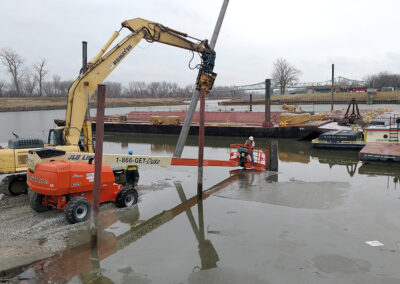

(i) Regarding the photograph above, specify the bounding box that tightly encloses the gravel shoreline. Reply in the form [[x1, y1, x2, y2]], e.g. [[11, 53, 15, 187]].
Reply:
[[0, 176, 141, 276]]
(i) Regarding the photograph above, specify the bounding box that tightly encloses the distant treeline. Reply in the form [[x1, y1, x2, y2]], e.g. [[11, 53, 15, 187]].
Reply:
[[0, 47, 236, 98], [0, 76, 235, 98], [2, 47, 400, 98], [365, 72, 400, 89]]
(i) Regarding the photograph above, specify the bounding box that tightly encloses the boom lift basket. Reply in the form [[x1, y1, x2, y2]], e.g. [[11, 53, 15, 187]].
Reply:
[[229, 144, 268, 171]]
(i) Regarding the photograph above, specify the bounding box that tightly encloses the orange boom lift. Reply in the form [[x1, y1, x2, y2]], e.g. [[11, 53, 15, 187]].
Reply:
[[27, 145, 267, 224]]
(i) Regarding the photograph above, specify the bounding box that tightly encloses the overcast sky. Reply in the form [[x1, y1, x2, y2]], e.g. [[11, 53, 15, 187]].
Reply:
[[1, 0, 399, 87]]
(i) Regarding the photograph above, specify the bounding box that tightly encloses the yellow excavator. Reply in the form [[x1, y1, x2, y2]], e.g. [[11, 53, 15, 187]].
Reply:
[[0, 18, 216, 195]]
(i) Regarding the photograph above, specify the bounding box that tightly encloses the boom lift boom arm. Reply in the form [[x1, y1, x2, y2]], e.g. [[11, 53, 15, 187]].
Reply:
[[64, 18, 216, 152], [27, 143, 268, 174]]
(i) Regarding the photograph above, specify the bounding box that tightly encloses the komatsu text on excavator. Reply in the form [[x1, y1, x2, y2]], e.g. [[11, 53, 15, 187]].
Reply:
[[0, 18, 216, 195]]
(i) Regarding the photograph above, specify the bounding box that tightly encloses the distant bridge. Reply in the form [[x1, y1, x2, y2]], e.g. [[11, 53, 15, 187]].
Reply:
[[233, 76, 368, 92]]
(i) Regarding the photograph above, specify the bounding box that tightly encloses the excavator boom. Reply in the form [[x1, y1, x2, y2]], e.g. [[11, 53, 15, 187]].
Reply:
[[121, 18, 213, 54], [0, 18, 217, 195], [64, 18, 216, 151]]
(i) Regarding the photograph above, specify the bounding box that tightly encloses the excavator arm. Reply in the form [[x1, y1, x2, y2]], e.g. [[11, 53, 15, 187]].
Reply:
[[64, 18, 216, 152]]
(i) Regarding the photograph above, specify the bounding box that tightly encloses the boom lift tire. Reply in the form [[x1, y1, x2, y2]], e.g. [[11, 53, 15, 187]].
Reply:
[[29, 190, 51, 213], [116, 187, 138, 208], [66, 197, 91, 224], [8, 175, 27, 196]]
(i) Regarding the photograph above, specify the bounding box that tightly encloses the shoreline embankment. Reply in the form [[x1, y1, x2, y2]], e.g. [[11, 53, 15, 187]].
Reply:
[[219, 91, 400, 105], [0, 97, 188, 112]]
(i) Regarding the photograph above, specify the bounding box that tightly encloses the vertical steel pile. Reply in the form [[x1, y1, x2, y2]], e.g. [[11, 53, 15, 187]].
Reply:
[[263, 79, 272, 127], [249, 93, 253, 112], [331, 64, 335, 111], [90, 84, 106, 246], [197, 89, 206, 197], [174, 0, 229, 158]]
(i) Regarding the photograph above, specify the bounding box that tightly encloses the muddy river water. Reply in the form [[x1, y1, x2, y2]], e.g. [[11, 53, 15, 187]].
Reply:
[[2, 106, 400, 283]]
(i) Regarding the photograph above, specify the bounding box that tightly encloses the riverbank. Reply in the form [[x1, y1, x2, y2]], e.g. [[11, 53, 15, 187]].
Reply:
[[0, 97, 188, 112], [220, 91, 400, 105]]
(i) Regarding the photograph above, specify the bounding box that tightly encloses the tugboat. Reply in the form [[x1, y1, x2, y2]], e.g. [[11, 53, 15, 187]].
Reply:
[[364, 117, 400, 143], [311, 129, 365, 149]]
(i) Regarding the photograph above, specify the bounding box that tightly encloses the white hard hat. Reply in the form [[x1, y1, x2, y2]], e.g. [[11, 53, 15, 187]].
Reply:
[[249, 136, 254, 141]]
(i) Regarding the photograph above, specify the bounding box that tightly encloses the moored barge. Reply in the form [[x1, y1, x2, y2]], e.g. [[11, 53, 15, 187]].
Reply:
[[311, 130, 365, 149]]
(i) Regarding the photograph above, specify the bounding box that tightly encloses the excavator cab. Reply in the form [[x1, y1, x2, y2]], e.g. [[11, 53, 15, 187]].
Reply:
[[48, 128, 65, 146], [48, 128, 88, 152]]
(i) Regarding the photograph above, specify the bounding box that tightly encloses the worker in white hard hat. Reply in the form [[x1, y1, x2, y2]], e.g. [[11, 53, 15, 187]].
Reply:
[[244, 136, 255, 166]]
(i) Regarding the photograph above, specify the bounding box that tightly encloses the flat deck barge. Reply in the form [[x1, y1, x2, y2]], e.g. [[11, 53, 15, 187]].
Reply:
[[97, 122, 322, 139], [55, 111, 326, 139], [123, 111, 282, 125], [360, 142, 400, 162]]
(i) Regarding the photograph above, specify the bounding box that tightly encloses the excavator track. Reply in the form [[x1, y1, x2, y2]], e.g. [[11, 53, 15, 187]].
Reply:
[[0, 173, 27, 196]]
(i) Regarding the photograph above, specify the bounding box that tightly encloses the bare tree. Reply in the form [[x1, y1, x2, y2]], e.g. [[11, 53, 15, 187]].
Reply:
[[42, 78, 72, 97], [42, 81, 53, 96], [104, 81, 122, 97], [52, 74, 61, 96], [124, 80, 190, 98], [0, 47, 25, 96], [125, 81, 135, 97], [168, 82, 180, 97], [0, 80, 6, 97], [60, 80, 73, 96], [271, 58, 301, 95], [33, 58, 48, 96], [22, 72, 37, 96], [124, 81, 151, 97], [135, 81, 148, 97], [148, 81, 161, 97], [184, 84, 194, 97], [125, 81, 141, 97], [0, 81, 7, 97]]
